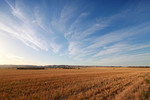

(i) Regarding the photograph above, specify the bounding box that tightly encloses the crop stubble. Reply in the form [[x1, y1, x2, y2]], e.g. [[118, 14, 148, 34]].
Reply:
[[0, 67, 150, 100]]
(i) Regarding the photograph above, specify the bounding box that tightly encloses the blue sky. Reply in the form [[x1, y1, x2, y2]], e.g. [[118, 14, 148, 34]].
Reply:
[[0, 0, 150, 66]]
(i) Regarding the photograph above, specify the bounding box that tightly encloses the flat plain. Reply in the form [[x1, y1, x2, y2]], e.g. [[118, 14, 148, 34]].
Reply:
[[0, 67, 150, 100]]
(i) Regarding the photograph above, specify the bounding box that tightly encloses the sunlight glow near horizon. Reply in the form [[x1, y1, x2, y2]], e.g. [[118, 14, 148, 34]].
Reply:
[[0, 0, 150, 66]]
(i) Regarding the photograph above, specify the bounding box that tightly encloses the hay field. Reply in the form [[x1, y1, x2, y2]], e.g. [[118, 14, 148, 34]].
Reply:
[[0, 67, 150, 100]]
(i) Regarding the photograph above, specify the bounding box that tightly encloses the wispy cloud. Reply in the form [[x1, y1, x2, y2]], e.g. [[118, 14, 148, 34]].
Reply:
[[34, 9, 47, 32], [33, 7, 54, 34], [93, 53, 150, 66], [0, 52, 24, 64], [65, 20, 150, 62], [62, 8, 138, 59], [50, 37, 62, 53], [0, 0, 49, 51], [87, 22, 150, 49], [6, 54, 24, 61], [5, 0, 27, 22], [68, 41, 78, 56], [64, 12, 89, 39], [1, 0, 150, 65], [94, 43, 150, 57], [51, 5, 76, 33]]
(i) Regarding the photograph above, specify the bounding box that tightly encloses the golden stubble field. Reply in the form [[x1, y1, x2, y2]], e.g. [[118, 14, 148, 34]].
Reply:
[[0, 67, 150, 100]]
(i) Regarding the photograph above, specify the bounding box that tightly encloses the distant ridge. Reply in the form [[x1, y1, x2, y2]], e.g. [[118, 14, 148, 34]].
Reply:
[[0, 65, 150, 69]]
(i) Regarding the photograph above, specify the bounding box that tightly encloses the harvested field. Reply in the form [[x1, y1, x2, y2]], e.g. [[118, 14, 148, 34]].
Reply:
[[0, 67, 150, 100]]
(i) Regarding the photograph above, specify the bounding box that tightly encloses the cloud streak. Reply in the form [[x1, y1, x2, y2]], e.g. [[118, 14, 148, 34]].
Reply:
[[0, 0, 150, 65], [95, 53, 150, 66], [94, 43, 150, 57], [0, 0, 49, 51], [87, 22, 150, 49]]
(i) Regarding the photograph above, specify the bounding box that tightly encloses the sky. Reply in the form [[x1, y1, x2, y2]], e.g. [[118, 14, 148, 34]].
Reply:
[[0, 0, 150, 66]]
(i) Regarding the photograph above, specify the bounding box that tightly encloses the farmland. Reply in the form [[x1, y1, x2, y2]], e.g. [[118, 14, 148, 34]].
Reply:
[[0, 67, 150, 100]]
